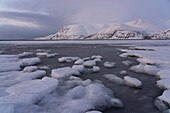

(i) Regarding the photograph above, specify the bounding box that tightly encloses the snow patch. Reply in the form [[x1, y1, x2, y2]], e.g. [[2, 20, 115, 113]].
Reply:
[[124, 76, 142, 88]]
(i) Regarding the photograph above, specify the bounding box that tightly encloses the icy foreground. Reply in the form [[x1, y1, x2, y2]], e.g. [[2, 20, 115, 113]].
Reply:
[[0, 50, 125, 113], [35, 19, 170, 40], [119, 44, 170, 111]]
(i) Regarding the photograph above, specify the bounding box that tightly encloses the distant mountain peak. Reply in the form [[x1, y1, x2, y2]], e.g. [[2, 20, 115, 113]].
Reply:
[[35, 19, 170, 40]]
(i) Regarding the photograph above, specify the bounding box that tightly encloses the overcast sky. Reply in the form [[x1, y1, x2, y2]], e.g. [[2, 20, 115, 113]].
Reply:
[[0, 0, 170, 39]]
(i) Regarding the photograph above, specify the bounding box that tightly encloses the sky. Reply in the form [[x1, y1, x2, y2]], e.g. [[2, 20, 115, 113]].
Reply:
[[0, 0, 170, 39]]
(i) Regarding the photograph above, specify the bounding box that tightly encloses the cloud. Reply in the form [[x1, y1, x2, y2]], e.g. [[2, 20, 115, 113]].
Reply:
[[0, 0, 170, 39]]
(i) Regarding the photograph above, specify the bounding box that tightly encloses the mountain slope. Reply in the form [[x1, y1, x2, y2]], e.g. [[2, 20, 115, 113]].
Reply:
[[126, 19, 170, 33], [36, 24, 110, 40], [35, 19, 170, 40], [87, 24, 148, 39]]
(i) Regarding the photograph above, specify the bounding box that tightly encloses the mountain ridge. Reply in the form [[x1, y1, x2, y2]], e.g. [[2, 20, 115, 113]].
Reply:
[[35, 19, 170, 40]]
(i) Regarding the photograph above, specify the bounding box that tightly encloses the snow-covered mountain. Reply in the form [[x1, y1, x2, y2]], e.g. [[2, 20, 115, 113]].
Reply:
[[36, 24, 110, 40], [126, 19, 170, 33], [87, 24, 148, 39], [35, 19, 170, 40]]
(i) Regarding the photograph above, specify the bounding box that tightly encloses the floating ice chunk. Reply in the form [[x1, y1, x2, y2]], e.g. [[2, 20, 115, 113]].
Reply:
[[1, 77, 58, 105], [120, 70, 127, 75], [0, 104, 14, 113], [74, 59, 84, 65], [0, 62, 21, 72], [91, 55, 103, 59], [6, 77, 58, 95], [16, 70, 46, 81], [157, 79, 170, 90], [104, 61, 116, 68], [18, 52, 33, 58], [39, 66, 50, 70], [72, 65, 85, 73], [36, 52, 48, 56], [94, 58, 102, 62], [51, 67, 80, 79], [103, 74, 124, 85], [83, 60, 96, 67], [85, 83, 115, 108], [66, 86, 86, 99], [46, 53, 59, 58], [130, 63, 159, 76], [59, 83, 119, 113], [154, 90, 170, 110], [58, 57, 80, 63], [23, 66, 38, 72], [0, 70, 46, 87], [86, 111, 102, 113], [92, 66, 100, 73], [111, 98, 124, 108], [158, 69, 170, 79], [122, 60, 133, 66], [124, 76, 142, 88], [82, 57, 91, 61], [36, 49, 50, 52], [20, 57, 41, 67]]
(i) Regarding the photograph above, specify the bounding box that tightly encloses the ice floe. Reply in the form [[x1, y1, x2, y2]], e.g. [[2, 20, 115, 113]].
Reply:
[[157, 69, 170, 79], [72, 65, 86, 73], [155, 90, 170, 110], [92, 66, 100, 73], [124, 76, 142, 88], [103, 74, 124, 85], [157, 79, 170, 90], [0, 77, 58, 106], [104, 61, 116, 68], [122, 60, 133, 66], [0, 70, 46, 87], [74, 59, 84, 65], [58, 57, 80, 63], [130, 63, 159, 76], [0, 55, 41, 72], [18, 52, 33, 58], [23, 66, 38, 72], [83, 60, 96, 67], [91, 55, 103, 59], [51, 67, 80, 79], [120, 70, 128, 75]]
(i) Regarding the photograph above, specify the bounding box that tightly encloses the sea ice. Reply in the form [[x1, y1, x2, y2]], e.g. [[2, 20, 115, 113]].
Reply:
[[124, 76, 142, 88], [157, 69, 170, 79], [51, 67, 80, 79], [122, 60, 133, 66], [72, 65, 86, 73], [155, 90, 170, 110], [104, 61, 116, 68], [83, 60, 96, 67], [92, 66, 100, 73], [157, 79, 170, 90], [58, 57, 80, 63], [0, 77, 58, 106], [103, 74, 124, 85], [23, 66, 38, 72], [120, 70, 127, 75], [130, 63, 159, 76], [74, 59, 84, 65]]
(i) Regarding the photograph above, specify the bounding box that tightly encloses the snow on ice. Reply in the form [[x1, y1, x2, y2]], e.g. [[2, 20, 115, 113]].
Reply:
[[124, 76, 142, 88], [104, 61, 116, 68]]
